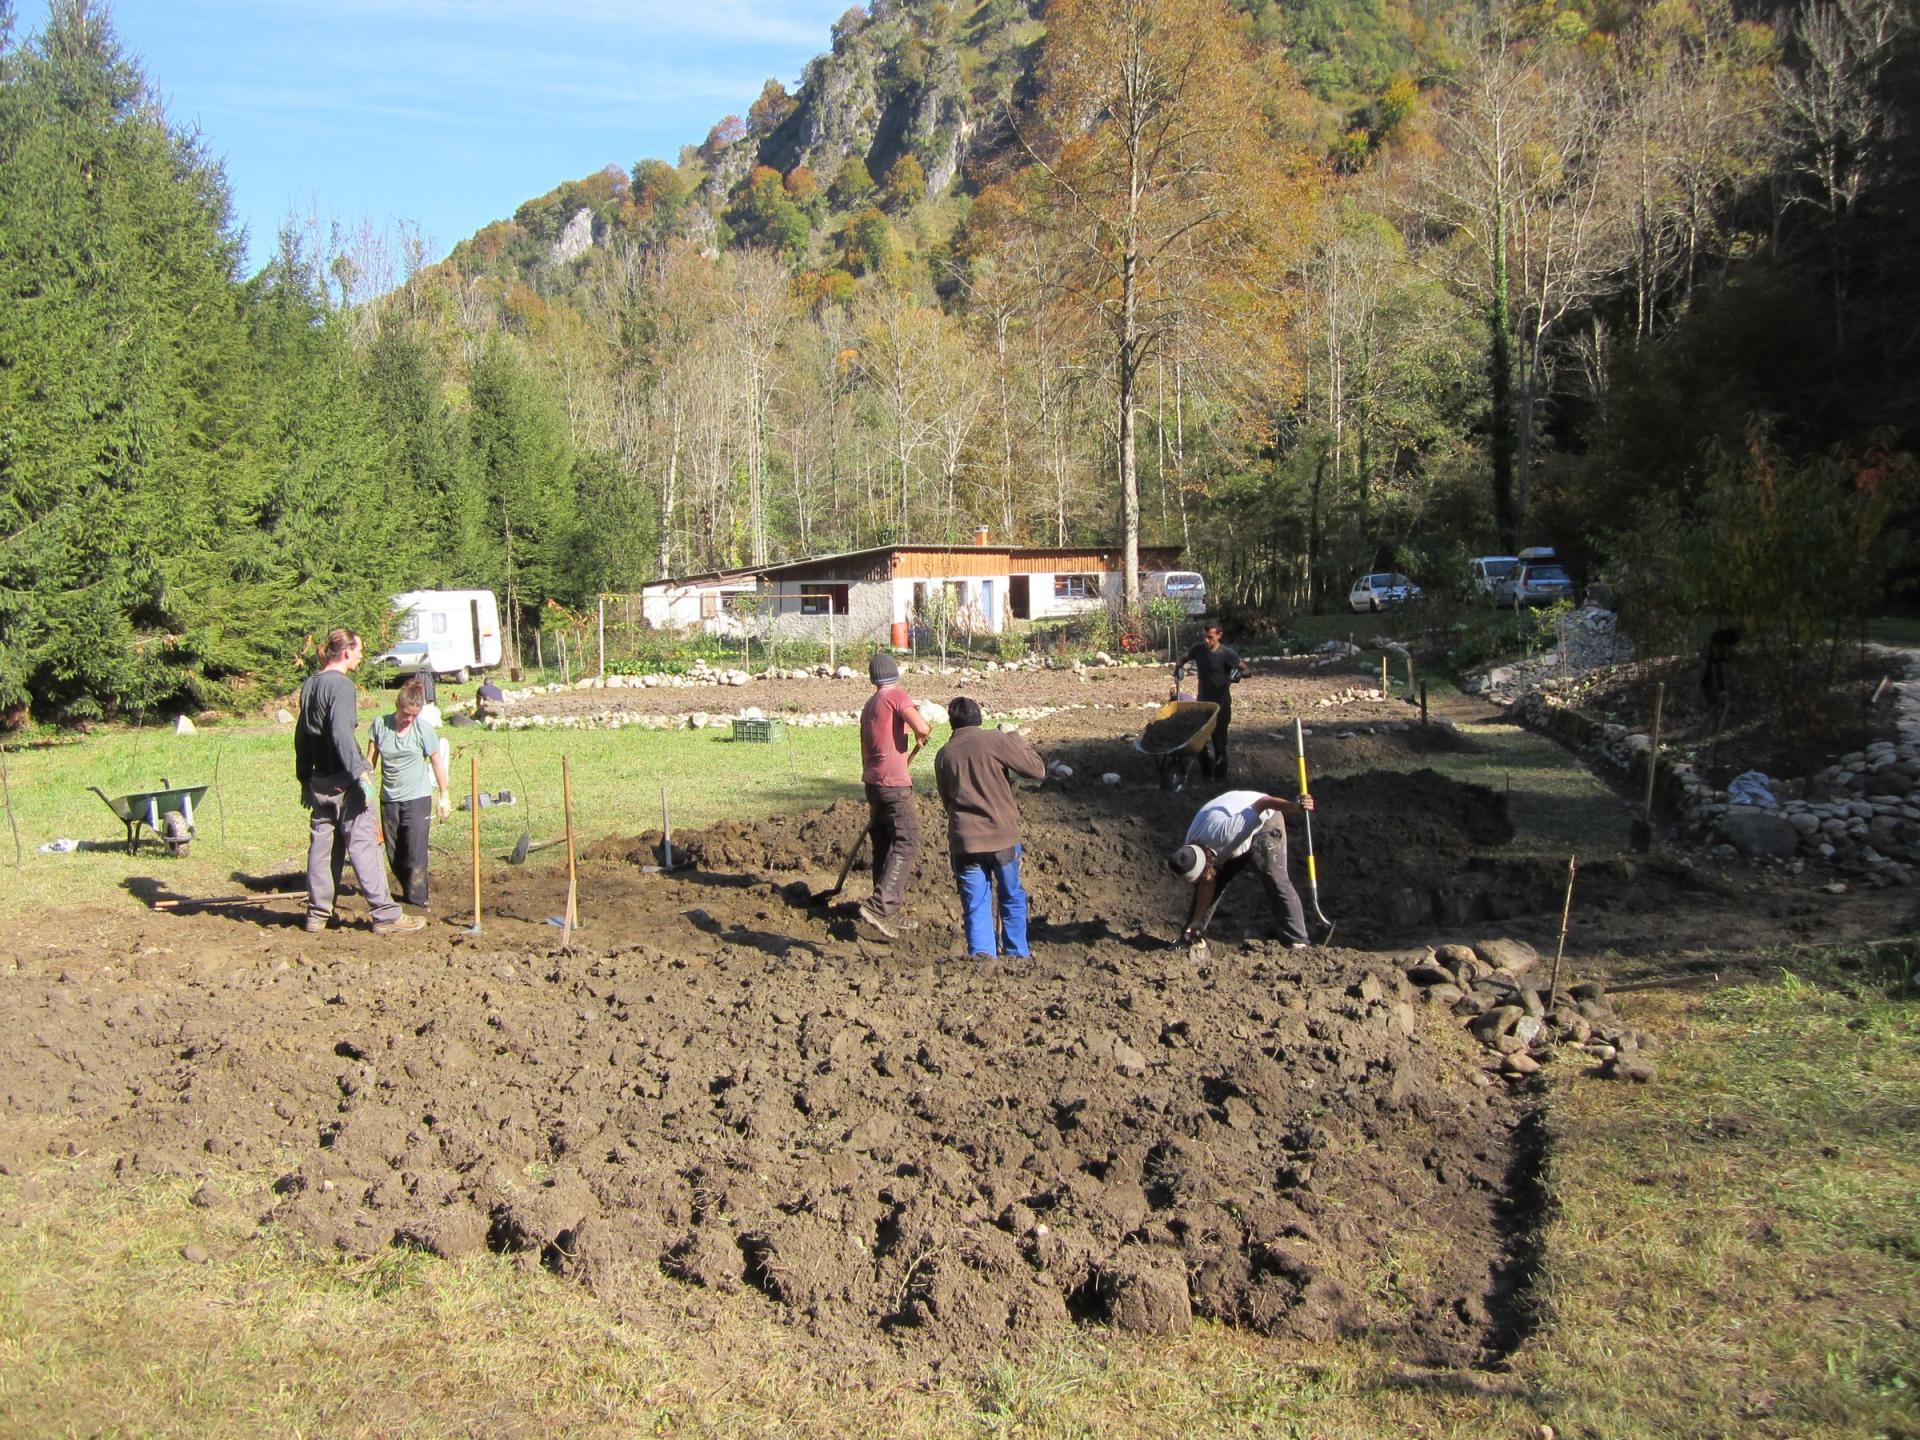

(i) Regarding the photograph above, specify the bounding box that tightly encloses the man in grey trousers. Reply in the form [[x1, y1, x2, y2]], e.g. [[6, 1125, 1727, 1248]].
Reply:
[[296, 628, 425, 935]]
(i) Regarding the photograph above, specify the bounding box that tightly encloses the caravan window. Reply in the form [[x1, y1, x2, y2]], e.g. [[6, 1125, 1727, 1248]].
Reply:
[[429, 613, 449, 635], [1054, 574, 1101, 599], [396, 615, 420, 641]]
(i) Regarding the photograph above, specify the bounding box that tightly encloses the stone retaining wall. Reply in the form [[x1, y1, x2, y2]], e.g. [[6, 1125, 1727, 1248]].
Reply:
[[1513, 691, 1918, 885]]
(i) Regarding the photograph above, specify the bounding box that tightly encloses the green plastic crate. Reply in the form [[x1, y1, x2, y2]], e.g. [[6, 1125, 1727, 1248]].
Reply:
[[731, 717, 783, 743]]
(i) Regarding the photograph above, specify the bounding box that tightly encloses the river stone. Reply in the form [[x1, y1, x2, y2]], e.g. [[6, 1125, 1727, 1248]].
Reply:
[[1475, 938, 1541, 975], [1602, 1055, 1658, 1083], [1716, 809, 1800, 860], [1471, 1005, 1524, 1043], [1435, 943, 1478, 971]]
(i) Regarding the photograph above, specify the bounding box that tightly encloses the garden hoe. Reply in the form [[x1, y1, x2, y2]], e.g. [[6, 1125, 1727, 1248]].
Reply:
[[807, 740, 923, 906], [1294, 719, 1336, 944]]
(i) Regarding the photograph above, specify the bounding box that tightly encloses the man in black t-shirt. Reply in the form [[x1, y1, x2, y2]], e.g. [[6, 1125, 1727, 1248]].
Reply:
[[1172, 622, 1250, 779]]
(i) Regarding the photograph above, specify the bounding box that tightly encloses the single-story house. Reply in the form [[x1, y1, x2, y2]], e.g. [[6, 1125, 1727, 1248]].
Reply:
[[633, 532, 1185, 643]]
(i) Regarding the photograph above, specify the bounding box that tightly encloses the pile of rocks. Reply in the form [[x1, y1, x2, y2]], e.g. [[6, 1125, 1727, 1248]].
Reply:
[[1403, 938, 1656, 1083], [489, 701, 1088, 734], [1312, 686, 1388, 707], [1708, 740, 1919, 878], [1515, 689, 1919, 883], [1460, 607, 1633, 705]]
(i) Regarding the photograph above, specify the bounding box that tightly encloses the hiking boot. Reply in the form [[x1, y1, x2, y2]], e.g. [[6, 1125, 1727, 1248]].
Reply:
[[372, 914, 427, 936], [303, 914, 332, 934], [854, 902, 897, 942]]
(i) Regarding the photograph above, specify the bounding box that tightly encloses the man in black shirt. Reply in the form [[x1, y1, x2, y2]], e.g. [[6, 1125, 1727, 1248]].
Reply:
[[1172, 622, 1250, 780], [296, 629, 424, 936]]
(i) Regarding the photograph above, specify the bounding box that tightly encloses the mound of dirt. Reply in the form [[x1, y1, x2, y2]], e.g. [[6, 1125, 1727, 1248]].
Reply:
[[242, 933, 1529, 1368]]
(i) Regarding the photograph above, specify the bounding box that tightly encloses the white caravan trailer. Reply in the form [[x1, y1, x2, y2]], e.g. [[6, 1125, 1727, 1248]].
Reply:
[[373, 590, 503, 681]]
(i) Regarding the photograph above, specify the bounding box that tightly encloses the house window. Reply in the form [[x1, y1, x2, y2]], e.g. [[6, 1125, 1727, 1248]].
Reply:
[[800, 585, 849, 616], [1053, 574, 1100, 599]]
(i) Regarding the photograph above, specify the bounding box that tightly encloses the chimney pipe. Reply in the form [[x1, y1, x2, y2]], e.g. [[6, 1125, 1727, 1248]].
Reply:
[[974, 524, 989, 547]]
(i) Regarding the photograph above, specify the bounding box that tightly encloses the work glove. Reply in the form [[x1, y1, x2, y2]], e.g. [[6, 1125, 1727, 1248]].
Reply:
[[436, 793, 451, 822], [358, 773, 376, 805], [296, 783, 312, 812]]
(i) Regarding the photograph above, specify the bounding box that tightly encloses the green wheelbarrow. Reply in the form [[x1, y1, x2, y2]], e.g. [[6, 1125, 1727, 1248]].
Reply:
[[88, 779, 210, 857]]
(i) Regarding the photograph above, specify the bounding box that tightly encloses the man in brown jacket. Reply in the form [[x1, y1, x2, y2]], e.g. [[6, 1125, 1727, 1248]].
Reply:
[[933, 696, 1047, 959]]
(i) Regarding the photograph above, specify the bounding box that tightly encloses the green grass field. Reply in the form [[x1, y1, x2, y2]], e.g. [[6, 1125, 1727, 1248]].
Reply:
[[0, 711, 876, 919]]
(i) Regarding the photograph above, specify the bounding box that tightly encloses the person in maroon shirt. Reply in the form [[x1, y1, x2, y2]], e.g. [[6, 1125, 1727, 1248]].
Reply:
[[855, 651, 931, 939]]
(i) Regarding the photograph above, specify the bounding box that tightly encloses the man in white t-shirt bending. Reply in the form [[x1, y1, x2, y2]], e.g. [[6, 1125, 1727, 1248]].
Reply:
[[1168, 789, 1317, 948]]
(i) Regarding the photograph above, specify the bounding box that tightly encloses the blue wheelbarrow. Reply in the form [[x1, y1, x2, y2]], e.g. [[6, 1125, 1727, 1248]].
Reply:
[[89, 779, 209, 857]]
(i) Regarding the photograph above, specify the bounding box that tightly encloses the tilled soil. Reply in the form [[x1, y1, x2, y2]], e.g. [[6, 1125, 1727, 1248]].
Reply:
[[4, 671, 1889, 1381]]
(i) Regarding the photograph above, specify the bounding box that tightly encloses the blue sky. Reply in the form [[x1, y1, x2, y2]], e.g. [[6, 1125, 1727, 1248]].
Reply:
[[101, 0, 854, 272]]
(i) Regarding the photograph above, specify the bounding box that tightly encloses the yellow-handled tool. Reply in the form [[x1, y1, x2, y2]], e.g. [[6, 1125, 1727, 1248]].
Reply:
[[1293, 718, 1335, 942]]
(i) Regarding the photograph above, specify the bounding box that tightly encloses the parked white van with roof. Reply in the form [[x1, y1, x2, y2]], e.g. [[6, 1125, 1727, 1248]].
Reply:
[[373, 590, 503, 682], [1143, 570, 1208, 615], [1468, 555, 1521, 598]]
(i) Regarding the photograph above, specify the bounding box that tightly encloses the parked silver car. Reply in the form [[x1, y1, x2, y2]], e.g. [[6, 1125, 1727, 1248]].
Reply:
[[1348, 572, 1424, 612], [1494, 561, 1575, 608]]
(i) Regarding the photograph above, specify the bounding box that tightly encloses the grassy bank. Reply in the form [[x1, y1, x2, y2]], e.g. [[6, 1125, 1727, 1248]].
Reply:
[[0, 714, 868, 921]]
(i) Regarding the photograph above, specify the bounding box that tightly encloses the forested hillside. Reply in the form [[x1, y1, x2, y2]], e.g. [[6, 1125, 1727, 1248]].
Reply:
[[1, 0, 1914, 721]]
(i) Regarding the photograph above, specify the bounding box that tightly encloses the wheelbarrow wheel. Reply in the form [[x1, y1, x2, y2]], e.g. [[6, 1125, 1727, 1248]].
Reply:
[[161, 811, 192, 858], [1158, 754, 1193, 792]]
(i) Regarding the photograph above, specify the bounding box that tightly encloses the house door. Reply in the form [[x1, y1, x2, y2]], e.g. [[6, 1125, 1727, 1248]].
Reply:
[[980, 579, 996, 633], [1009, 575, 1029, 620]]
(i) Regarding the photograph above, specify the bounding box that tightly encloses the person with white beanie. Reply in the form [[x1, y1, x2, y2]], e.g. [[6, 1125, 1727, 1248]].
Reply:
[[1168, 789, 1317, 949]]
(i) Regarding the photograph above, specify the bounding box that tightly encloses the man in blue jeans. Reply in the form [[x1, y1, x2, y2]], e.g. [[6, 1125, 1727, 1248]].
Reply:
[[295, 629, 425, 936], [933, 697, 1047, 960]]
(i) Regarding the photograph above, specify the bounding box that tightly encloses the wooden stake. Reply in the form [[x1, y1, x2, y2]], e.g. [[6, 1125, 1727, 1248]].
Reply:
[[1869, 674, 1891, 705], [467, 754, 482, 933], [562, 755, 578, 936], [154, 890, 305, 910], [1, 748, 21, 867], [1643, 681, 1666, 825], [661, 783, 673, 871], [1404, 652, 1415, 697], [1380, 655, 1389, 695], [1419, 681, 1428, 726], [1548, 854, 1577, 1004], [597, 597, 606, 680]]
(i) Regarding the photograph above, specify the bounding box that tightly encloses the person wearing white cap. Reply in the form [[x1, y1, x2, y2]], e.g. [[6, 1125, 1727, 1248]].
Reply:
[[1168, 789, 1316, 948]]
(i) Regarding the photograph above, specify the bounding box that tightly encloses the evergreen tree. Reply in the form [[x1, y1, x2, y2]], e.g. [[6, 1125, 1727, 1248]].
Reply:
[[0, 0, 251, 717]]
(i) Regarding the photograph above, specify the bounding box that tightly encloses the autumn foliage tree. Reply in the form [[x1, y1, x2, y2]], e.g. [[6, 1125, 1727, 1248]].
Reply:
[[1021, 0, 1320, 607]]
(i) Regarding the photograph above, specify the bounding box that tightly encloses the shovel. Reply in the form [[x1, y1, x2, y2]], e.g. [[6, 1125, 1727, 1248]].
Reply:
[[807, 739, 924, 906], [1630, 681, 1665, 853], [1293, 719, 1336, 944], [507, 832, 565, 865]]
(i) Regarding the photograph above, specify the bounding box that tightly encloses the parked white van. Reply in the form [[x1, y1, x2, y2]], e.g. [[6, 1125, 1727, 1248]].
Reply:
[[1144, 570, 1208, 615], [1467, 555, 1520, 599], [373, 590, 503, 682]]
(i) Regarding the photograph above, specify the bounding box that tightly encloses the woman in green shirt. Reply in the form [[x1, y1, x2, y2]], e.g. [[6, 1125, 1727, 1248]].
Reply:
[[366, 679, 451, 907]]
